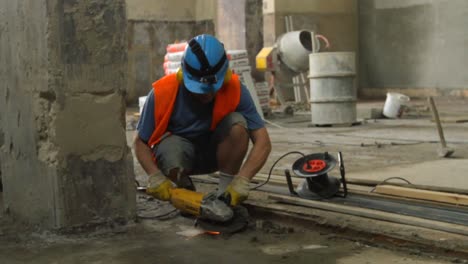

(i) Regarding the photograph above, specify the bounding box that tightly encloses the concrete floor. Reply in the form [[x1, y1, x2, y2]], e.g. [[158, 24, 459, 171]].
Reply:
[[0, 192, 462, 264], [1, 98, 467, 263]]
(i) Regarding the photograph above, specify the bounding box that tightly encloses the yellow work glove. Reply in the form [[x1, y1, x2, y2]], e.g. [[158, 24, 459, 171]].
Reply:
[[223, 176, 250, 206], [146, 171, 174, 201]]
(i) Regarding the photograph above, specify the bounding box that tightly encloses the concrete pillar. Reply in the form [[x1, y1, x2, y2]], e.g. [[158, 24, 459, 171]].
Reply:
[[246, 0, 265, 81], [215, 0, 264, 81], [262, 0, 277, 46], [0, 0, 135, 228], [216, 0, 247, 50]]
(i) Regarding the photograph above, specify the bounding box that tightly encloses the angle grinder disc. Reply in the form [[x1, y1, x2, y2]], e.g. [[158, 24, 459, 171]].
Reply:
[[196, 206, 249, 234], [292, 153, 337, 177]]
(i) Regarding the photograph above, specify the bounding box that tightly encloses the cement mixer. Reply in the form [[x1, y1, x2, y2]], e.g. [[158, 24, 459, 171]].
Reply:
[[256, 30, 329, 113]]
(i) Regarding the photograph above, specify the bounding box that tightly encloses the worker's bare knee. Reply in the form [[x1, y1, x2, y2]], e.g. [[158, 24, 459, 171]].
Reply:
[[154, 135, 195, 177], [229, 124, 249, 144], [216, 112, 248, 143]]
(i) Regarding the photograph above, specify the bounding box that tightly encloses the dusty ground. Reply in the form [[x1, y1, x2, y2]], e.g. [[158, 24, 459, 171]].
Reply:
[[0, 191, 463, 264], [0, 98, 467, 263]]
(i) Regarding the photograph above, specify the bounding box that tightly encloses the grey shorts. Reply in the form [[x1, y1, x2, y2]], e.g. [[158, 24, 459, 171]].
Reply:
[[153, 112, 247, 176]]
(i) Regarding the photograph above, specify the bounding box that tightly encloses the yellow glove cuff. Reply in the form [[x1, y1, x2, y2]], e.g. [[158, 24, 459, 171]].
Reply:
[[146, 178, 173, 201], [224, 176, 250, 206]]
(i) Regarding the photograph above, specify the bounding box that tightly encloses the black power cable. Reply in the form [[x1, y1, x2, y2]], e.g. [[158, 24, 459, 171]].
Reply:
[[370, 177, 413, 193], [251, 151, 306, 190], [137, 208, 179, 220]]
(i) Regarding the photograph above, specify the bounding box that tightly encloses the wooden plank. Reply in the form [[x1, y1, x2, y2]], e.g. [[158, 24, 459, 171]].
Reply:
[[301, 178, 468, 196], [374, 185, 468, 206], [348, 178, 468, 195], [268, 194, 468, 236], [252, 173, 468, 205], [251, 175, 466, 210], [431, 118, 468, 123]]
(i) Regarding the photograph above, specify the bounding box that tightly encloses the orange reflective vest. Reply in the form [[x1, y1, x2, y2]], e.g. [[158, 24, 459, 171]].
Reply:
[[147, 73, 241, 148]]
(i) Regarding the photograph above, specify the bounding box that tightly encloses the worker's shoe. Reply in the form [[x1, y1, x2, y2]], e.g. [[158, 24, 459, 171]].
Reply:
[[222, 176, 250, 206], [175, 174, 196, 192], [146, 171, 174, 201]]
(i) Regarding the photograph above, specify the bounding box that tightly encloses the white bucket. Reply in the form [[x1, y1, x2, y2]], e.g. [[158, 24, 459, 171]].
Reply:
[[383, 93, 410, 118], [139, 96, 147, 114]]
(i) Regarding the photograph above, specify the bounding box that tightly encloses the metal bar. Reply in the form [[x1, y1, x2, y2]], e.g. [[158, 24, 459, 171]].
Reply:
[[428, 97, 447, 148]]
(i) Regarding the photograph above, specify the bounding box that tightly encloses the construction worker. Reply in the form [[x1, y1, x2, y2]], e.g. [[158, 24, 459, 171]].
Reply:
[[134, 34, 272, 207]]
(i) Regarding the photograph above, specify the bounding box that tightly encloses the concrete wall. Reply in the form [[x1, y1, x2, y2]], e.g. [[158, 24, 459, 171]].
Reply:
[[195, 0, 217, 21], [0, 0, 135, 228], [127, 0, 216, 21], [127, 0, 197, 21], [125, 0, 215, 104], [274, 0, 357, 14], [359, 0, 468, 98]]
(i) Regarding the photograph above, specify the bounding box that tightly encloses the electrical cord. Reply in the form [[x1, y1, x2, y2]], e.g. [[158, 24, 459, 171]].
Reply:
[[251, 151, 306, 190], [370, 177, 413, 193], [137, 208, 179, 220]]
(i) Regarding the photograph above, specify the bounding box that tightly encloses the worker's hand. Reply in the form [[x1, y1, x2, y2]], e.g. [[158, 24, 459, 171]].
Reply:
[[222, 176, 250, 206], [146, 171, 174, 201]]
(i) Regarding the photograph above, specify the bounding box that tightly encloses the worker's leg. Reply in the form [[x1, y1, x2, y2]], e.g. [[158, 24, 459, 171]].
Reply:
[[188, 113, 249, 194], [213, 113, 249, 194], [154, 134, 196, 190], [190, 113, 249, 174], [215, 113, 249, 174]]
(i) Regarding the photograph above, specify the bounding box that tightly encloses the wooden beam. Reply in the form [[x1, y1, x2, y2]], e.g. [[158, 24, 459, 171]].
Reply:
[[250, 176, 467, 210], [431, 117, 468, 123], [253, 175, 468, 196], [374, 185, 468, 206], [268, 194, 468, 236]]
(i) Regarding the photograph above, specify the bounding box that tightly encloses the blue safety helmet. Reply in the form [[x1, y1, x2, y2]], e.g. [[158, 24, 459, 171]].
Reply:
[[182, 34, 229, 94]]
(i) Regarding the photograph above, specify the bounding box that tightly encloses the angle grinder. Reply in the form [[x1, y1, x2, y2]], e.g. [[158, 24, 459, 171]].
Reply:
[[171, 188, 249, 234]]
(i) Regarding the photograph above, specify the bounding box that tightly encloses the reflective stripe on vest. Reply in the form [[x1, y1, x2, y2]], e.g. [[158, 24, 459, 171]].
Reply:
[[147, 73, 241, 148]]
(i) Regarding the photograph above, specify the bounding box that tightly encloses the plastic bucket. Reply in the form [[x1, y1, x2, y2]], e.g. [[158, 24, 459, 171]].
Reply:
[[383, 93, 410, 118], [139, 96, 147, 114]]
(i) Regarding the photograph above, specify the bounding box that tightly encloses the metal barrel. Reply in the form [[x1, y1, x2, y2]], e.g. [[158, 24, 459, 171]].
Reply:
[[308, 52, 357, 125]]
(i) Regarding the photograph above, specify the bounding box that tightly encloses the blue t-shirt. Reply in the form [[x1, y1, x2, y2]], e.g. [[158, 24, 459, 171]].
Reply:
[[137, 83, 264, 142]]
